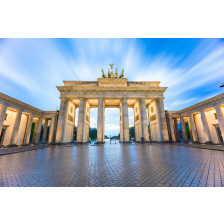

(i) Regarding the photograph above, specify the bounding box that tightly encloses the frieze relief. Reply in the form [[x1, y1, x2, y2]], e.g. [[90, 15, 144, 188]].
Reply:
[[180, 98, 224, 116], [60, 90, 164, 99]]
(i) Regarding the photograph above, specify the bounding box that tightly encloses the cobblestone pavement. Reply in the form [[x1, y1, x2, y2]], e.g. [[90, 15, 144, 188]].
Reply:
[[0, 144, 49, 155], [1, 142, 224, 187]]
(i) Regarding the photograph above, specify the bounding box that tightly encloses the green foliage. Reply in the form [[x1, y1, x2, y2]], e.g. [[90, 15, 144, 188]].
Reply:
[[129, 126, 135, 137], [73, 126, 77, 140], [111, 136, 119, 139], [185, 122, 191, 140], [89, 128, 97, 140], [30, 123, 36, 143]]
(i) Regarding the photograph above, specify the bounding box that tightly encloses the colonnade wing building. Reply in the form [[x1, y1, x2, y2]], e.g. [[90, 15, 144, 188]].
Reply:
[[166, 93, 224, 144], [0, 93, 58, 146], [55, 78, 169, 144]]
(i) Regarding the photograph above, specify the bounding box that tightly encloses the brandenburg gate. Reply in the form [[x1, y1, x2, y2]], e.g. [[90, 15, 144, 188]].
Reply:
[[1, 65, 223, 147], [55, 66, 169, 144]]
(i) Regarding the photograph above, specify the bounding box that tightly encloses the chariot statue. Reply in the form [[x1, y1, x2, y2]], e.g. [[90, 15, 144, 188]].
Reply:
[[111, 70, 115, 78]]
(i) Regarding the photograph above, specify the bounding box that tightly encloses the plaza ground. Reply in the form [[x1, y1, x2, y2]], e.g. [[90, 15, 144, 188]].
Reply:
[[1, 142, 224, 187]]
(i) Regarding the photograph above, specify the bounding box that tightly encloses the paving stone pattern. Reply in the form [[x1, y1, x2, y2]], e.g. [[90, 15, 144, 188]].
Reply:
[[1, 143, 224, 187]]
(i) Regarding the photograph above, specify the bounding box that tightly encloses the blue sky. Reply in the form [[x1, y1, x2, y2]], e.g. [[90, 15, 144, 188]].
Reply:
[[0, 38, 224, 136]]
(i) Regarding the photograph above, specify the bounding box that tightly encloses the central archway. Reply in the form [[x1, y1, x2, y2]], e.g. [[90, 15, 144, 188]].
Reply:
[[105, 108, 120, 142]]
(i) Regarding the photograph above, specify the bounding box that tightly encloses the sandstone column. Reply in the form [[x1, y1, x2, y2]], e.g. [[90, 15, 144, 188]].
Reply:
[[169, 116, 176, 142], [9, 110, 22, 146], [157, 98, 169, 142], [42, 119, 49, 144], [173, 118, 180, 142], [200, 110, 212, 143], [0, 105, 7, 136], [48, 117, 55, 144], [122, 98, 129, 142], [34, 117, 42, 144], [119, 103, 123, 142], [97, 98, 105, 143], [55, 98, 68, 143], [71, 106, 76, 142], [180, 116, 188, 142], [77, 98, 86, 143], [23, 114, 33, 145], [215, 105, 224, 142], [189, 113, 199, 143], [140, 99, 149, 142]]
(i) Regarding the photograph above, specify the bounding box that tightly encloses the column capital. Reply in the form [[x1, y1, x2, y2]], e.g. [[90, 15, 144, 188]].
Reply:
[[215, 105, 221, 109], [140, 98, 146, 102], [59, 97, 68, 100], [0, 104, 7, 109]]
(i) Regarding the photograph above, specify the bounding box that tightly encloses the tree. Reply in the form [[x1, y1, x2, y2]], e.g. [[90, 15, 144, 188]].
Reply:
[[73, 126, 77, 140], [89, 128, 97, 140], [129, 126, 135, 138]]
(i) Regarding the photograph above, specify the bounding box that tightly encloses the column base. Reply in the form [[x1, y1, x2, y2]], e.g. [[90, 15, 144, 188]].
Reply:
[[120, 141, 131, 144], [21, 143, 31, 146], [205, 141, 214, 144], [151, 141, 170, 144], [95, 141, 105, 145], [55, 142, 73, 145], [33, 143, 42, 145], [135, 141, 150, 143], [76, 141, 90, 144], [7, 144, 19, 147]]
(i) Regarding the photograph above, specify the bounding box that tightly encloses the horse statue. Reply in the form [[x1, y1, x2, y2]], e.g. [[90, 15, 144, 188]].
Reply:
[[101, 69, 107, 78], [115, 68, 118, 78], [107, 69, 111, 78], [119, 69, 124, 78]]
